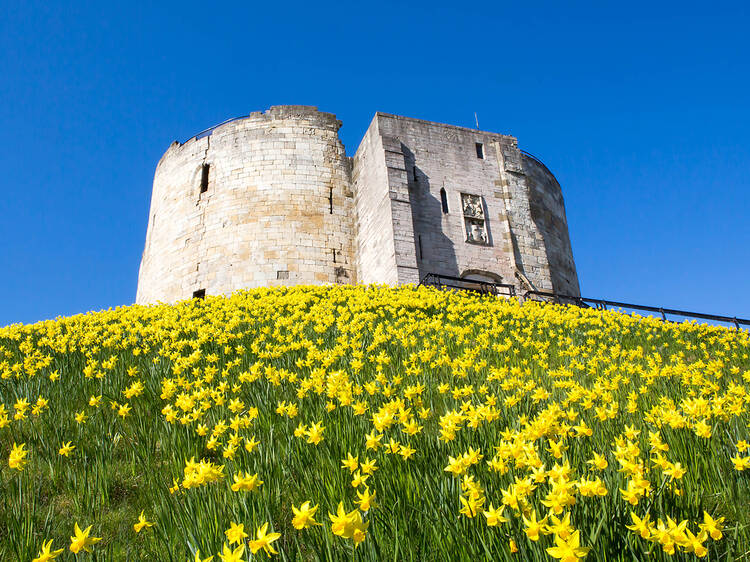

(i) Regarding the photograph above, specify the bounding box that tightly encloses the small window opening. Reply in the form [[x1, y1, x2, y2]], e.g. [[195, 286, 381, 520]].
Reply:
[[332, 249, 337, 263], [192, 289, 206, 299], [200, 164, 210, 193], [475, 143, 484, 159], [440, 188, 449, 214], [277, 270, 289, 280], [329, 186, 333, 214], [413, 166, 418, 183], [418, 235, 423, 260]]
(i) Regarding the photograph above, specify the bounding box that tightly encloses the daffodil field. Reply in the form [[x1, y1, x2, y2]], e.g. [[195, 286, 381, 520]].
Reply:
[[1, 285, 749, 561]]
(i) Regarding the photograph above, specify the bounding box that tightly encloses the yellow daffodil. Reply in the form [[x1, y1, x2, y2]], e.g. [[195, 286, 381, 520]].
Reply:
[[546, 529, 590, 562], [217, 543, 245, 562], [133, 510, 155, 533], [225, 522, 248, 545], [248, 522, 281, 555], [230, 471, 262, 492], [329, 502, 368, 547], [483, 503, 509, 526], [69, 523, 101, 554], [192, 549, 214, 562], [58, 441, 75, 457], [291, 501, 322, 529], [522, 510, 548, 541], [8, 442, 28, 471], [699, 511, 724, 540], [356, 487, 376, 511], [32, 539, 64, 562]]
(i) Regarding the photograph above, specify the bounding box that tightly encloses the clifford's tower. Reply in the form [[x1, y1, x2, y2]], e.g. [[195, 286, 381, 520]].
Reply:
[[137, 106, 579, 303]]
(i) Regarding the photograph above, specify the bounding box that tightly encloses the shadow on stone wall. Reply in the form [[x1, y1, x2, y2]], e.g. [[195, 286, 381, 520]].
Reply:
[[401, 144, 459, 281], [523, 157, 580, 296]]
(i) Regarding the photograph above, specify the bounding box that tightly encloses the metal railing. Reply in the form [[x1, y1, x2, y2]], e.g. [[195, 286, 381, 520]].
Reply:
[[418, 273, 748, 329], [419, 273, 516, 298], [520, 149, 558, 180], [523, 290, 750, 330], [193, 115, 250, 141]]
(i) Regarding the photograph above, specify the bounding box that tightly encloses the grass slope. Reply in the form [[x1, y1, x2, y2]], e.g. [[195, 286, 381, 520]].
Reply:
[[0, 285, 748, 561]]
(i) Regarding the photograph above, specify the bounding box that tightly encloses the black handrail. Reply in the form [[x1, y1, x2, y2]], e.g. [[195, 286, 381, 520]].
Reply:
[[419, 273, 516, 298], [192, 115, 250, 141], [519, 149, 558, 181], [523, 290, 749, 330]]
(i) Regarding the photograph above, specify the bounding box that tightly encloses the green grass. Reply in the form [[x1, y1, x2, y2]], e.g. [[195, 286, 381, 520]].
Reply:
[[0, 285, 748, 561]]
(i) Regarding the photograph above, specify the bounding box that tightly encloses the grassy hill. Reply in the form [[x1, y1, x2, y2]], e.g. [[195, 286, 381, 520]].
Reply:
[[1, 285, 748, 561]]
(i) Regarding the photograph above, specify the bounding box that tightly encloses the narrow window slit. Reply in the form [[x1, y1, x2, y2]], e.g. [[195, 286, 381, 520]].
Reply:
[[418, 235, 423, 260], [332, 249, 337, 263], [200, 164, 210, 193], [475, 143, 484, 159], [329, 186, 333, 214], [440, 188, 449, 214]]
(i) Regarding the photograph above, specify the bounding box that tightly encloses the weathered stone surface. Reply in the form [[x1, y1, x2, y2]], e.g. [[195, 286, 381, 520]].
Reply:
[[136, 107, 579, 303]]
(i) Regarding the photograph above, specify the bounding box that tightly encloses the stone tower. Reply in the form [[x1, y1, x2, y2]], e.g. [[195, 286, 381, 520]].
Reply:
[[136, 106, 354, 304], [136, 106, 579, 304]]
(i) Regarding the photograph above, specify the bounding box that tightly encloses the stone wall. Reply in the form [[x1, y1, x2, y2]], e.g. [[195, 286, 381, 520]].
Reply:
[[495, 138, 555, 292], [371, 114, 518, 285], [350, 118, 398, 285], [136, 107, 579, 303], [356, 113, 579, 295], [523, 155, 580, 295], [136, 106, 355, 304]]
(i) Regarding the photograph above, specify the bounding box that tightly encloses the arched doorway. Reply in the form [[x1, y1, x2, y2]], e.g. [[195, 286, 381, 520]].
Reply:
[[460, 269, 503, 283], [459, 270, 504, 295]]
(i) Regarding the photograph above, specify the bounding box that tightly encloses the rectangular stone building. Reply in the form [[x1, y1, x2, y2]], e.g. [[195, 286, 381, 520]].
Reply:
[[352, 112, 579, 295]]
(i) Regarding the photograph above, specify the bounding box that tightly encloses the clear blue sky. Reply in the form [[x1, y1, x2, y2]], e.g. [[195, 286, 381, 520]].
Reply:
[[1, 1, 748, 326]]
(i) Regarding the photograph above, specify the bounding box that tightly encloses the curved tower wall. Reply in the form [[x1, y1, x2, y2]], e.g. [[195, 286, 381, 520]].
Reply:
[[136, 106, 355, 304], [522, 155, 580, 296]]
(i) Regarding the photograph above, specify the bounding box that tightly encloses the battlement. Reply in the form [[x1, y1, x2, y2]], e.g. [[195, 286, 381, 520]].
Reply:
[[136, 107, 579, 304], [265, 105, 341, 129]]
